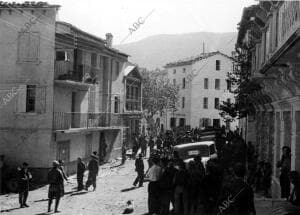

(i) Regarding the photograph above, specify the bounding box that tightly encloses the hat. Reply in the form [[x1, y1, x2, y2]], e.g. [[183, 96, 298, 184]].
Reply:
[[91, 154, 98, 159], [52, 160, 59, 167]]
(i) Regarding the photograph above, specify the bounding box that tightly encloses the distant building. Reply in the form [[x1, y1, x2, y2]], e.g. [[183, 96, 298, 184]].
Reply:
[[0, 2, 137, 181], [161, 51, 237, 130]]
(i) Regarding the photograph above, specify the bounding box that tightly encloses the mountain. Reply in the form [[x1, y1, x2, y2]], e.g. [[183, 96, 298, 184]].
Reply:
[[115, 32, 237, 70]]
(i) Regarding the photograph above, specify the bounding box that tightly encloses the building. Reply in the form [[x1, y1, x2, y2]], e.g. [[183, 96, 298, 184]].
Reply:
[[236, 1, 300, 197], [161, 51, 237, 131], [111, 62, 143, 147], [0, 2, 135, 181]]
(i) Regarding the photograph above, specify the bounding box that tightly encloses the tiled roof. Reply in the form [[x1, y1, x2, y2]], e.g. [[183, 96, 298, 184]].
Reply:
[[0, 1, 59, 8], [164, 51, 232, 68]]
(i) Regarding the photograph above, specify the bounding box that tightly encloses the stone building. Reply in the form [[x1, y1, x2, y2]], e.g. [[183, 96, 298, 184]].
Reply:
[[161, 51, 237, 131], [236, 1, 300, 197], [0, 2, 133, 181]]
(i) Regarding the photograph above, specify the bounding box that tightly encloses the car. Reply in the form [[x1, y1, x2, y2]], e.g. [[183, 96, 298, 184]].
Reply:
[[173, 141, 217, 167]]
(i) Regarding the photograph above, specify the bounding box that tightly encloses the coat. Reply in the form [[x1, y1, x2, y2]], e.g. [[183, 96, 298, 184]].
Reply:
[[18, 168, 31, 192], [77, 161, 86, 176], [88, 158, 99, 176]]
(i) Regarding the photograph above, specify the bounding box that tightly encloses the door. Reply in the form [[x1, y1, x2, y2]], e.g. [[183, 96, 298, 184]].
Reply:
[[57, 140, 70, 162]]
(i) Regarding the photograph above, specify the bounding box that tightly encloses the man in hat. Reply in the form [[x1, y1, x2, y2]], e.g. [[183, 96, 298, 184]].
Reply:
[[133, 153, 144, 187], [18, 162, 32, 208], [85, 154, 99, 191], [48, 160, 64, 213]]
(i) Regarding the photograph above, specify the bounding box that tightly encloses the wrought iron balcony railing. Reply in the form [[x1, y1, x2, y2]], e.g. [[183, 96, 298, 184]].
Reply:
[[53, 112, 123, 130]]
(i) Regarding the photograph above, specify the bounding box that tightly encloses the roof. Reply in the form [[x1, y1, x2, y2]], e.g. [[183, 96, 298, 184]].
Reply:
[[0, 2, 60, 8], [174, 141, 215, 149], [123, 62, 143, 79], [164, 51, 232, 68], [56, 21, 129, 57]]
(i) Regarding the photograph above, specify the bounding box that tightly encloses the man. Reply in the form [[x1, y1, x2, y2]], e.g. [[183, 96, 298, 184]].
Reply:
[[277, 146, 291, 199], [48, 160, 64, 213], [77, 157, 86, 191], [18, 162, 32, 208], [85, 154, 99, 191], [133, 154, 144, 187], [145, 156, 162, 215], [148, 137, 154, 155], [58, 160, 68, 195], [159, 158, 176, 215], [217, 163, 256, 215]]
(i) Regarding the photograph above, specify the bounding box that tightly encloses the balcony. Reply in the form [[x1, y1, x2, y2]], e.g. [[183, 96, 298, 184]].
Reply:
[[53, 112, 123, 130], [125, 99, 142, 113], [55, 62, 99, 84]]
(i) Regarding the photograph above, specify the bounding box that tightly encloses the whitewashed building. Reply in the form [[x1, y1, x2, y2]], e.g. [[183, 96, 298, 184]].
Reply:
[[161, 51, 238, 131]]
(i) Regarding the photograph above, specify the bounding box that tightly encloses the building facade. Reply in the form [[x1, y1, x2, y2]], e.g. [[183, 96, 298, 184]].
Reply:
[[236, 1, 300, 197], [161, 51, 237, 131], [0, 2, 135, 181]]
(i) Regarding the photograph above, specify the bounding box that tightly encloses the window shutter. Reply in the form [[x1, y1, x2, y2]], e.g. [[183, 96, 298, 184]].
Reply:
[[18, 32, 30, 61], [35, 86, 46, 114], [28, 33, 39, 61], [17, 85, 27, 112]]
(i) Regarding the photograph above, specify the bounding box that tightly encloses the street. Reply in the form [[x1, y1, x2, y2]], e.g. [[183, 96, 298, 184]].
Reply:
[[0, 158, 273, 215]]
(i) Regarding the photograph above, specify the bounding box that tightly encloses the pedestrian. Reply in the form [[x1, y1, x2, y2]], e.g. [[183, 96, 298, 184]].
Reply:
[[133, 153, 144, 187], [18, 162, 32, 208], [149, 136, 154, 155], [217, 163, 256, 215], [289, 171, 300, 206], [146, 155, 162, 215], [158, 157, 176, 215], [85, 154, 99, 191], [77, 157, 86, 191], [173, 159, 188, 215], [48, 160, 64, 213], [263, 161, 272, 198], [277, 146, 291, 199]]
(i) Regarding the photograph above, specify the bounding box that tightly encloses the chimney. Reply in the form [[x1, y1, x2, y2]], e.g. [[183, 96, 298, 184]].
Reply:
[[105, 33, 113, 48]]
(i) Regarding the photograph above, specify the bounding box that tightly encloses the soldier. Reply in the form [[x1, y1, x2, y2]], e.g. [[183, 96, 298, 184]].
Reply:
[[48, 161, 64, 213], [18, 162, 32, 208], [85, 154, 99, 191]]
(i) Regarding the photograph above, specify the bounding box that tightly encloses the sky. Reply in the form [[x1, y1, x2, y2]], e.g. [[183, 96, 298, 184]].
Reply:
[[12, 0, 257, 45]]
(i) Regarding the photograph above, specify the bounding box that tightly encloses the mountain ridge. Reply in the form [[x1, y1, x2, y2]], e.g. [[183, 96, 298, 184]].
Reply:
[[115, 32, 237, 69]]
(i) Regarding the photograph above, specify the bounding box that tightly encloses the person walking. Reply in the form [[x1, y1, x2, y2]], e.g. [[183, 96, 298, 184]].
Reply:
[[48, 161, 64, 213], [85, 154, 99, 191], [18, 162, 32, 208], [58, 160, 68, 195], [277, 146, 291, 199], [146, 155, 162, 215], [77, 157, 86, 191], [133, 153, 144, 187]]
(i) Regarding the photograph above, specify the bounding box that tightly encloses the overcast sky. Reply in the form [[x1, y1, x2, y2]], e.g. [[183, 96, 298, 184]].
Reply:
[[15, 0, 257, 45]]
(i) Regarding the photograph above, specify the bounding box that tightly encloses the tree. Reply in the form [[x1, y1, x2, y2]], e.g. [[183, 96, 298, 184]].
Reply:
[[141, 69, 179, 135], [219, 47, 260, 122]]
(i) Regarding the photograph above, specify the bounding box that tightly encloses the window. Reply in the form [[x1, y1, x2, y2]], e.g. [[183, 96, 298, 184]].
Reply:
[[56, 51, 69, 61], [182, 97, 185, 108], [201, 118, 211, 127], [57, 141, 70, 162], [203, 97, 208, 109], [91, 53, 97, 67], [179, 118, 185, 127], [173, 79, 176, 86], [26, 85, 36, 112], [215, 79, 220, 90], [227, 98, 231, 104], [213, 119, 220, 128], [116, 61, 120, 75], [173, 69, 176, 74], [182, 78, 186, 89], [227, 80, 231, 91], [216, 60, 220, 70], [204, 78, 209, 89], [114, 96, 119, 113], [214, 98, 220, 109], [18, 32, 40, 62], [183, 68, 186, 73], [170, 118, 176, 128]]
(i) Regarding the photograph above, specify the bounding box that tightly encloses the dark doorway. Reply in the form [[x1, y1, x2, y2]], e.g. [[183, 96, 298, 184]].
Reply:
[[98, 132, 107, 162]]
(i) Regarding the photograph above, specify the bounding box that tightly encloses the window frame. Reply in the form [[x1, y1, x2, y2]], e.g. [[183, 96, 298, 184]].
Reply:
[[204, 78, 209, 89], [215, 79, 220, 90], [203, 97, 208, 109], [214, 98, 220, 109], [216, 60, 220, 71]]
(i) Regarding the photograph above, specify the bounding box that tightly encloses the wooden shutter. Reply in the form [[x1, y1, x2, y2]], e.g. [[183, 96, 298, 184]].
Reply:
[[35, 86, 46, 114], [17, 85, 27, 112], [28, 33, 39, 62], [18, 32, 30, 61]]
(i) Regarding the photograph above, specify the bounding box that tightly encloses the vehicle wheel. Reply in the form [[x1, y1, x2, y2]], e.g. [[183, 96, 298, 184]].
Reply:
[[6, 178, 18, 193]]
